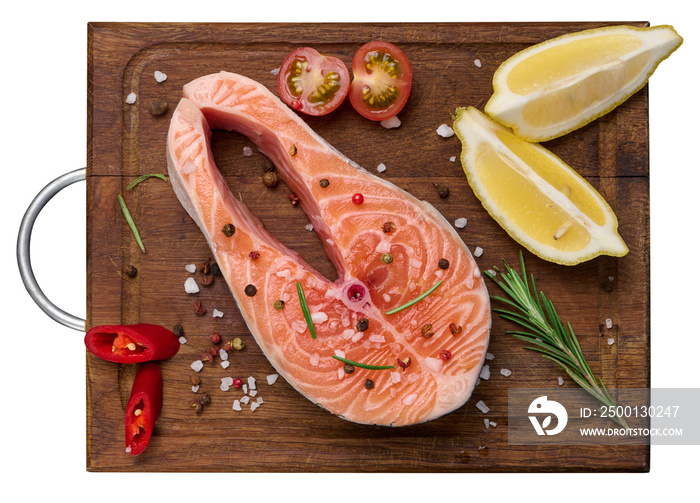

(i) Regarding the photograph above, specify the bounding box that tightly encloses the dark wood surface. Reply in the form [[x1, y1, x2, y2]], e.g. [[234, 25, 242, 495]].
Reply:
[[87, 22, 650, 472]]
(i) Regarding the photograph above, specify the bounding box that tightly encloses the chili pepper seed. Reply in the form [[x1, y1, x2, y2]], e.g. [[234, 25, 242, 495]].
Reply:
[[244, 284, 257, 297]]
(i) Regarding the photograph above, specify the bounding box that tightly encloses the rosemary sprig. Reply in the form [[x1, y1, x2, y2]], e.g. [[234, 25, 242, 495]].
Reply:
[[296, 281, 317, 339], [118, 194, 145, 253], [484, 251, 628, 429], [385, 280, 442, 315], [331, 355, 396, 370], [126, 173, 167, 190]]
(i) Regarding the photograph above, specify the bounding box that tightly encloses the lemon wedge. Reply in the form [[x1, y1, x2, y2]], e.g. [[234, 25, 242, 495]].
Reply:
[[453, 107, 628, 265], [485, 25, 682, 142]]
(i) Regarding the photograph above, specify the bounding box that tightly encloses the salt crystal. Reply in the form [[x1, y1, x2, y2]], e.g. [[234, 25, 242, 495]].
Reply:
[[375, 241, 392, 254], [486, 353, 495, 360], [232, 400, 242, 411], [454, 217, 468, 229], [250, 402, 260, 412], [242, 384, 248, 394], [125, 92, 137, 104], [213, 309, 224, 318], [221, 377, 233, 386], [184, 277, 199, 294], [181, 161, 196, 175], [377, 162, 387, 173], [270, 67, 280, 76], [476, 400, 490, 413], [436, 124, 455, 138], [220, 382, 230, 392], [243, 146, 253, 156], [249, 389, 258, 397], [351, 332, 363, 343], [248, 376, 257, 390], [383, 293, 391, 303], [489, 421, 497, 427], [179, 336, 187, 344], [240, 395, 250, 404], [558, 377, 565, 386], [391, 371, 401, 384], [474, 59, 482, 68], [478, 446, 487, 451], [334, 349, 346, 359], [125, 446, 132, 454], [410, 258, 423, 269], [276, 270, 291, 278], [185, 263, 196, 273], [380, 116, 401, 129], [267, 374, 279, 385], [402, 393, 418, 406], [221, 360, 230, 369], [304, 223, 314, 231], [474, 246, 483, 258], [191, 385, 200, 393], [484, 418, 490, 429], [607, 337, 615, 346], [479, 365, 490, 380], [500, 368, 512, 377], [342, 329, 355, 340], [608, 275, 615, 282], [256, 397, 263, 404], [190, 360, 204, 372], [368, 334, 386, 343], [486, 269, 497, 277], [449, 156, 456, 162], [311, 312, 328, 324], [434, 269, 443, 279], [337, 367, 345, 380], [154, 70, 167, 82], [605, 318, 613, 329], [425, 357, 443, 372], [309, 353, 320, 366], [219, 348, 228, 361]]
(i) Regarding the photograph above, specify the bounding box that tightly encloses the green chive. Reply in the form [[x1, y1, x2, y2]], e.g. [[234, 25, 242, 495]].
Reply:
[[331, 355, 396, 370], [385, 280, 443, 315], [118, 194, 145, 253], [296, 281, 317, 340], [126, 173, 167, 191]]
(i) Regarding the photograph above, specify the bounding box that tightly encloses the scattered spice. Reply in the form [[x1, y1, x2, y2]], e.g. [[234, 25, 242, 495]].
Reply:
[[352, 193, 364, 205], [343, 364, 355, 374], [244, 284, 257, 297], [421, 324, 435, 338], [440, 349, 452, 361], [222, 340, 234, 352], [232, 337, 246, 351], [210, 263, 221, 276], [210, 333, 222, 344], [262, 171, 279, 188], [149, 98, 168, 116], [356, 318, 369, 332], [209, 346, 219, 356], [125, 265, 138, 278], [190, 375, 200, 386], [273, 300, 285, 310], [289, 193, 300, 206], [199, 274, 214, 286], [232, 378, 243, 389], [200, 352, 214, 364], [222, 223, 236, 237], [249, 251, 261, 260], [433, 183, 450, 198], [193, 300, 207, 316], [364, 379, 375, 390], [382, 221, 396, 233], [449, 323, 463, 336], [319, 178, 330, 188], [189, 399, 203, 414], [438, 258, 450, 270], [198, 393, 211, 406], [380, 253, 394, 264], [262, 159, 275, 172], [397, 356, 412, 369], [173, 324, 184, 338], [289, 144, 297, 156], [197, 260, 210, 274]]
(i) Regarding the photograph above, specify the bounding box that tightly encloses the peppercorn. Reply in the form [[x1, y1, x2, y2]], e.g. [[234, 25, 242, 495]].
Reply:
[[262, 159, 275, 172], [199, 393, 211, 406], [343, 364, 355, 374], [125, 265, 138, 278], [232, 378, 243, 389], [352, 193, 364, 205], [197, 260, 211, 274], [193, 300, 207, 316], [319, 178, 330, 188], [232, 337, 246, 351], [190, 374, 201, 386], [249, 251, 260, 260], [440, 349, 452, 361], [289, 144, 297, 156], [421, 324, 434, 338], [199, 273, 214, 286], [262, 171, 279, 188], [210, 262, 221, 276], [288, 193, 300, 206], [222, 223, 236, 237], [209, 346, 219, 356], [222, 340, 234, 352], [380, 253, 393, 264], [173, 324, 184, 338], [433, 183, 450, 198], [188, 399, 203, 414], [382, 221, 396, 233], [356, 318, 369, 332], [364, 379, 375, 390], [210, 332, 222, 344], [149, 98, 168, 116], [244, 284, 257, 297], [449, 323, 463, 336], [273, 300, 285, 310], [200, 352, 214, 364], [397, 356, 412, 369], [438, 258, 450, 270]]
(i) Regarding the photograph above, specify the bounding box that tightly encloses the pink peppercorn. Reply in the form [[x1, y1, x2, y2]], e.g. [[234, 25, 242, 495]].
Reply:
[[352, 193, 364, 205], [440, 349, 452, 361], [232, 378, 243, 389]]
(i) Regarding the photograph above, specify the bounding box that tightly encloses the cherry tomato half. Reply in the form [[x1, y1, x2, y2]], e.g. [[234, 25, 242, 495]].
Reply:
[[349, 41, 413, 121], [277, 47, 350, 116]]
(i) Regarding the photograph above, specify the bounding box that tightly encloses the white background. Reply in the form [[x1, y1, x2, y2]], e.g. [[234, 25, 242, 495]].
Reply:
[[3, 1, 697, 501]]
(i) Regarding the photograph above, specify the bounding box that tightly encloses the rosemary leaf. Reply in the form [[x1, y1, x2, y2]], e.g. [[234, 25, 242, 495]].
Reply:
[[117, 194, 145, 253], [487, 251, 629, 429], [331, 355, 396, 370], [385, 280, 442, 315], [296, 281, 317, 340], [126, 173, 167, 190]]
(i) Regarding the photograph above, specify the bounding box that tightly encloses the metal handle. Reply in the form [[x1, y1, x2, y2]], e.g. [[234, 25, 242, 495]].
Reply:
[[17, 168, 86, 332]]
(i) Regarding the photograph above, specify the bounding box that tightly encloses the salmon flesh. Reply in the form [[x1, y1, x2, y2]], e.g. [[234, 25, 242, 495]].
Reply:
[[166, 72, 491, 426]]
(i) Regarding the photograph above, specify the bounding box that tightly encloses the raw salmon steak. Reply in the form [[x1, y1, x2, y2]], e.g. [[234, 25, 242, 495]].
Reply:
[[166, 72, 491, 426]]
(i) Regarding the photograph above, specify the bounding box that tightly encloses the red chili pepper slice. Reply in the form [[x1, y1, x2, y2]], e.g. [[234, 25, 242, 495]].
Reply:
[[125, 362, 162, 456], [84, 324, 180, 363]]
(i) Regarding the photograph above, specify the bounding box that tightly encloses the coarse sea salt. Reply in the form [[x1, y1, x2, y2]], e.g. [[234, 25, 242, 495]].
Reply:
[[310, 353, 320, 366], [454, 217, 468, 229], [232, 400, 242, 411], [185, 263, 196, 273], [250, 402, 260, 412], [304, 223, 314, 231], [383, 293, 391, 303], [402, 394, 418, 406], [474, 246, 483, 258], [248, 376, 257, 390], [368, 334, 386, 343], [219, 348, 229, 361], [125, 92, 137, 104], [380, 116, 401, 129], [267, 374, 279, 385], [474, 59, 482, 68], [342, 328, 355, 340], [608, 337, 615, 346], [425, 357, 443, 373], [484, 418, 490, 429], [154, 70, 167, 82], [558, 377, 565, 386], [184, 277, 199, 294], [479, 365, 490, 380], [243, 146, 253, 156], [256, 397, 263, 404], [311, 312, 328, 324], [240, 395, 250, 404], [221, 360, 230, 369], [436, 124, 455, 138], [250, 389, 258, 397], [270, 67, 280, 75], [351, 332, 363, 343], [191, 360, 204, 372], [450, 156, 456, 162], [192, 385, 200, 393], [605, 318, 613, 329], [179, 336, 187, 345], [334, 349, 346, 359], [213, 309, 224, 318], [486, 353, 495, 360], [391, 371, 401, 384], [500, 368, 512, 377], [377, 162, 387, 173], [476, 400, 490, 413], [489, 421, 497, 427]]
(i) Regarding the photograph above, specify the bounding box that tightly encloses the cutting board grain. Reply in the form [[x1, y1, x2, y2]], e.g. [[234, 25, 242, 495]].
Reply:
[[87, 22, 650, 472]]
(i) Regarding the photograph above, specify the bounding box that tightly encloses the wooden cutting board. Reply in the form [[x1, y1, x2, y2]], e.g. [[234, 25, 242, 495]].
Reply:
[[86, 22, 650, 472]]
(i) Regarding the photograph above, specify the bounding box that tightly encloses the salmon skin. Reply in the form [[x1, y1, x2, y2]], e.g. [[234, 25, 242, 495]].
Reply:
[[167, 72, 490, 426]]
